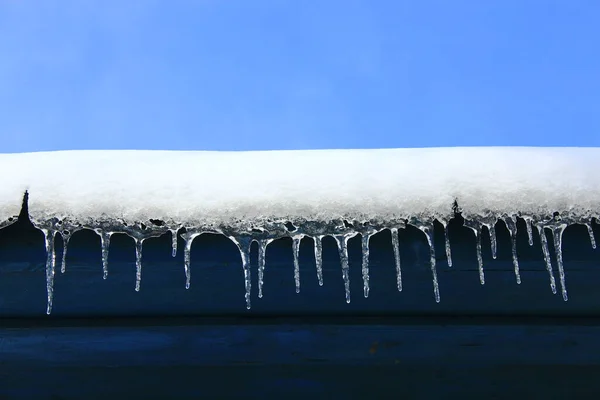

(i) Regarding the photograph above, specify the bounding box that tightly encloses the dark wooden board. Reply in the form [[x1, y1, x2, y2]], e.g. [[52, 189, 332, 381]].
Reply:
[[2, 319, 600, 398], [1, 211, 600, 398]]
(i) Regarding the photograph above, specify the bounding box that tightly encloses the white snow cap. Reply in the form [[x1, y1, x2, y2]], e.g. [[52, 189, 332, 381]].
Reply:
[[0, 152, 26, 224], [0, 147, 599, 226]]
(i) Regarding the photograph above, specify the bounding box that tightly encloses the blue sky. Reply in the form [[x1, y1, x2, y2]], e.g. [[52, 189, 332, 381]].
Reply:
[[1, 0, 599, 153]]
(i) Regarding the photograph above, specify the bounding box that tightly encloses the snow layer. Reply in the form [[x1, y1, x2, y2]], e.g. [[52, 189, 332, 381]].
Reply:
[[0, 147, 599, 226], [0, 152, 26, 226]]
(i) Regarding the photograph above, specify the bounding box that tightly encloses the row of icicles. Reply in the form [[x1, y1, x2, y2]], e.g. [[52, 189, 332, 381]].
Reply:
[[32, 215, 598, 314]]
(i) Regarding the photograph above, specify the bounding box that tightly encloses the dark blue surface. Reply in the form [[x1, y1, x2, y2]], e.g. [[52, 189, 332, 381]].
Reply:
[[1, 320, 600, 399], [0, 209, 599, 398]]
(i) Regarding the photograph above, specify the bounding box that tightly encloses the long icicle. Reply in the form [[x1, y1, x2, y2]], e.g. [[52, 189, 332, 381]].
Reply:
[[488, 223, 497, 259], [552, 225, 568, 301], [183, 233, 200, 289], [230, 236, 253, 310], [257, 239, 271, 298], [98, 230, 112, 280], [525, 218, 534, 246], [585, 221, 596, 249], [537, 225, 557, 295], [134, 238, 144, 292], [361, 233, 371, 298], [391, 228, 402, 292], [443, 223, 453, 267], [471, 225, 485, 285], [42, 229, 57, 315], [504, 216, 521, 284], [335, 235, 352, 304], [314, 235, 324, 286], [418, 225, 440, 303], [292, 235, 303, 293], [60, 232, 71, 274]]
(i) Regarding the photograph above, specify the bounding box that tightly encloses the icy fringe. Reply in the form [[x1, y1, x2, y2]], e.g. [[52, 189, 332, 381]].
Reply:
[[2, 208, 598, 315]]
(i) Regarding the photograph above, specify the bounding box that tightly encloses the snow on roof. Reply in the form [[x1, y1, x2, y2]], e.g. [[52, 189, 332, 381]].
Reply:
[[0, 153, 26, 226], [1, 147, 599, 226]]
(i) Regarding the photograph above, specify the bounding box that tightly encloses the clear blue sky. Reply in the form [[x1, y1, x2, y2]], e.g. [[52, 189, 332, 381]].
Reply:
[[1, 1, 599, 153]]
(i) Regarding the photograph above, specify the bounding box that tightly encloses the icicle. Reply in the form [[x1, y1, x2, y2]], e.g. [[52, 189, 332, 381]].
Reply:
[[537, 225, 557, 295], [390, 228, 402, 292], [314, 235, 324, 286], [134, 238, 144, 292], [257, 239, 271, 298], [487, 223, 497, 260], [552, 225, 568, 301], [170, 228, 179, 257], [60, 232, 71, 274], [443, 223, 452, 267], [334, 234, 353, 304], [361, 233, 372, 298], [525, 218, 534, 246], [97, 230, 112, 280], [292, 235, 303, 294], [585, 221, 596, 249], [471, 225, 485, 285], [504, 217, 521, 284], [183, 233, 200, 289], [464, 220, 488, 284], [417, 225, 440, 303], [229, 236, 253, 309], [42, 229, 57, 315], [476, 227, 484, 284]]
